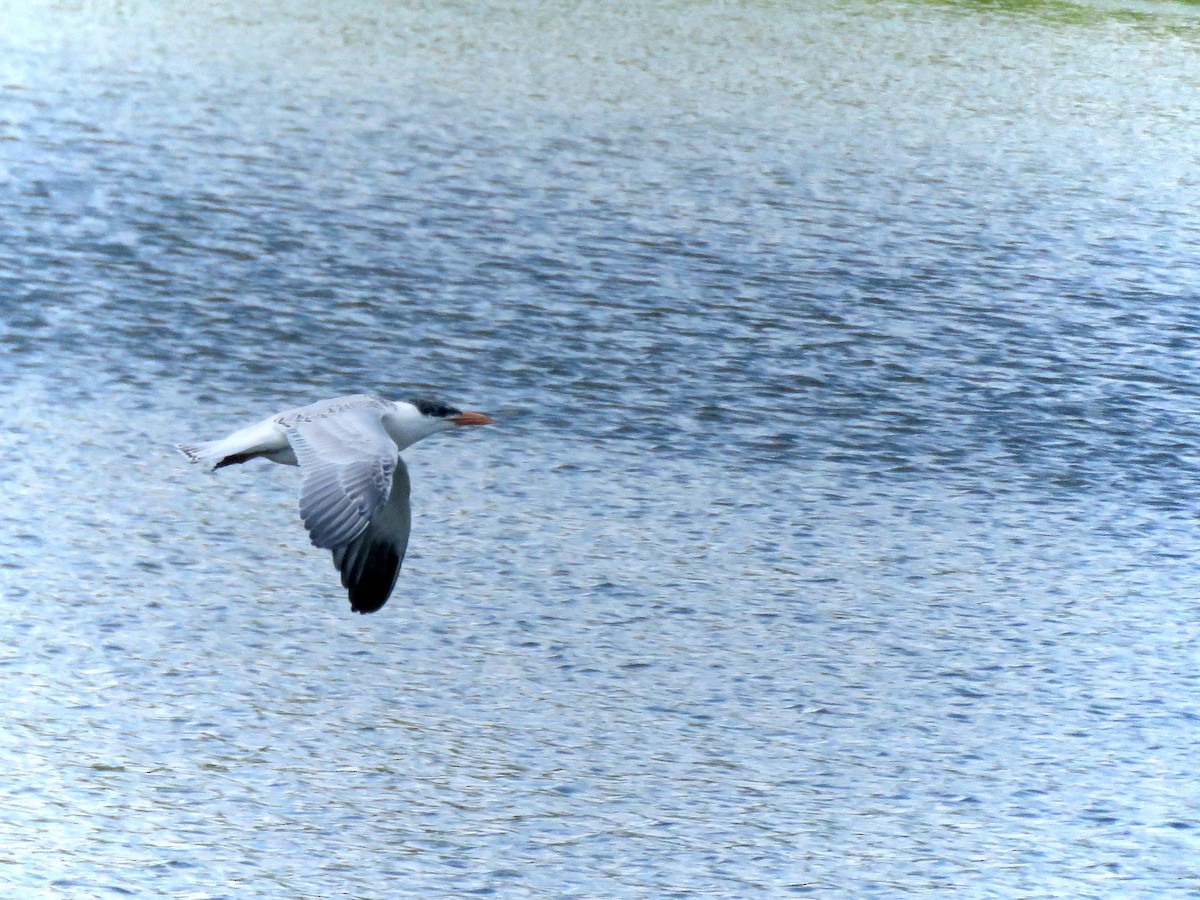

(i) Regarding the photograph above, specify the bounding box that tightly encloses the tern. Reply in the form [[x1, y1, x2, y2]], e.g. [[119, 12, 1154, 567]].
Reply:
[[178, 394, 494, 614]]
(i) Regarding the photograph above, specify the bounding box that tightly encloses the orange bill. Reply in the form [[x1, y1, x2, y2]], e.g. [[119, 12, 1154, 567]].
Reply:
[[451, 411, 495, 426]]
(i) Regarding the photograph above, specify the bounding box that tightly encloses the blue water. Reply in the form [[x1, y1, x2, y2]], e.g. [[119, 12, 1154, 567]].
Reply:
[[3, 0, 1200, 895]]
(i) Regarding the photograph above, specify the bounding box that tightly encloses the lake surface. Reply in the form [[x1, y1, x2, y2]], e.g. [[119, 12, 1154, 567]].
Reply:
[[3, 0, 1200, 895]]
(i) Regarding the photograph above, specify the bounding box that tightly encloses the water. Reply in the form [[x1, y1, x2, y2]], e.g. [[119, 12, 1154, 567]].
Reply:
[[3, 0, 1200, 895]]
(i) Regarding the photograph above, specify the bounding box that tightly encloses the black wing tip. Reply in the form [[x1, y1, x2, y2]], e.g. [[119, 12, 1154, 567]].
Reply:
[[350, 597, 389, 614], [338, 542, 403, 615]]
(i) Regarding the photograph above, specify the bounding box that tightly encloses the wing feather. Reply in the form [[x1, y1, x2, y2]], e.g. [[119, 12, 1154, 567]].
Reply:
[[273, 395, 414, 612], [283, 404, 399, 550], [331, 461, 412, 613]]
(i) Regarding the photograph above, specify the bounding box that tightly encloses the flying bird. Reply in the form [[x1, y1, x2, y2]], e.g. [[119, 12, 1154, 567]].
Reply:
[[178, 394, 494, 614]]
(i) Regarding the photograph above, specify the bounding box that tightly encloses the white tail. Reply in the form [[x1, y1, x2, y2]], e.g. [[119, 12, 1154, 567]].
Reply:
[[176, 419, 292, 471], [176, 440, 225, 470]]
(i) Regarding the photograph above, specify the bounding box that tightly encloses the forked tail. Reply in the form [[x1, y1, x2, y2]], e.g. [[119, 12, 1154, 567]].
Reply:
[[176, 440, 257, 470], [176, 440, 222, 469]]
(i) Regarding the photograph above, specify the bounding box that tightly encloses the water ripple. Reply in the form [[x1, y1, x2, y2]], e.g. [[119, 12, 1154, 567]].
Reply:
[[3, 0, 1200, 896]]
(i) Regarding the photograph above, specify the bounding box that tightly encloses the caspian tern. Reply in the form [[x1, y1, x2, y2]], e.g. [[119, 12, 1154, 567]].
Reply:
[[178, 395, 494, 614]]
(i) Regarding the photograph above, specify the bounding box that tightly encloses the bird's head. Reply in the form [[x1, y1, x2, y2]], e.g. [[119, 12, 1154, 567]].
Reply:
[[389, 397, 494, 448]]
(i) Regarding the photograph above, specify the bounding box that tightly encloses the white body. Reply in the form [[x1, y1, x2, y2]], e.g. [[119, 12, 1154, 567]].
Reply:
[[181, 395, 452, 471]]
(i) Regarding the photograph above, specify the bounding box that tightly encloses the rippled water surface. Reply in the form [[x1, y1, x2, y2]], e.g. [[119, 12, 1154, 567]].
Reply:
[[4, 0, 1200, 895]]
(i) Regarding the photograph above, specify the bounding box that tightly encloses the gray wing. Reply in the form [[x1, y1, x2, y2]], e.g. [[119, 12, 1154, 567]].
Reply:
[[283, 404, 399, 550], [332, 460, 411, 614]]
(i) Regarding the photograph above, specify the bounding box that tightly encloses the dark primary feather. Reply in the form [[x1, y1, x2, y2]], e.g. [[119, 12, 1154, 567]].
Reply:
[[331, 460, 412, 614]]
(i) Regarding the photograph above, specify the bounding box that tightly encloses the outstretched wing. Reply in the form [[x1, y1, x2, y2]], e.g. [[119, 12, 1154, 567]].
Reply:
[[332, 460, 412, 614], [283, 404, 398, 550]]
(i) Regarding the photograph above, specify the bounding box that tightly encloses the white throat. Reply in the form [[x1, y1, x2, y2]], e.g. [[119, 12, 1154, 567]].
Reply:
[[382, 401, 449, 450]]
